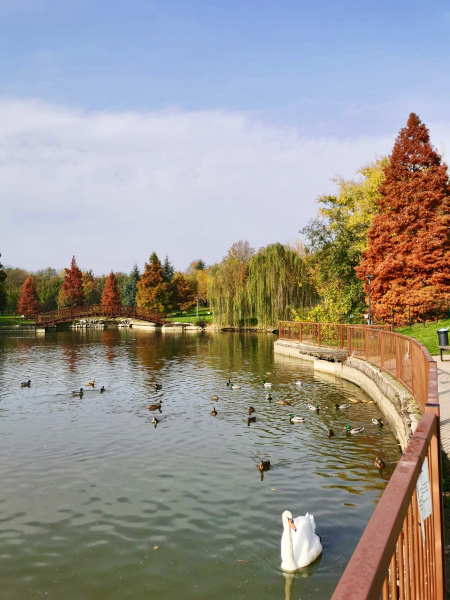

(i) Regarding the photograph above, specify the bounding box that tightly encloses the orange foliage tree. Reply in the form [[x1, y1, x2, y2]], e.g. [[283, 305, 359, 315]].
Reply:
[[171, 272, 195, 315], [58, 256, 84, 308], [101, 271, 121, 306], [136, 253, 168, 311], [17, 276, 40, 317], [356, 113, 450, 323]]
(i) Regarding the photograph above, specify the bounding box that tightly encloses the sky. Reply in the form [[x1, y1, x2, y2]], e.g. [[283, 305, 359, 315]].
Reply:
[[1, 0, 450, 274]]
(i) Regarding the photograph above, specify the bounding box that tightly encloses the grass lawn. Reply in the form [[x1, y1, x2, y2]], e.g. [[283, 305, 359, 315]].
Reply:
[[395, 318, 450, 356], [167, 307, 214, 324], [0, 314, 35, 327]]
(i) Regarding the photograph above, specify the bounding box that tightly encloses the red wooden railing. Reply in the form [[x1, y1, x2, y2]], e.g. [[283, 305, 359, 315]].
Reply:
[[35, 305, 165, 327]]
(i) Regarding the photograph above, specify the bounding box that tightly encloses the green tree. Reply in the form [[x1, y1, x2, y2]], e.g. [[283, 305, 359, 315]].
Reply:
[[82, 271, 98, 305], [301, 158, 387, 322], [0, 254, 7, 314], [4, 267, 28, 312], [35, 268, 62, 312], [122, 264, 140, 306], [162, 255, 175, 283]]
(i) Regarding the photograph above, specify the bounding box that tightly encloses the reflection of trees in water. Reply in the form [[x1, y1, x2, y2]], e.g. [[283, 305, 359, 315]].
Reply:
[[100, 330, 118, 363]]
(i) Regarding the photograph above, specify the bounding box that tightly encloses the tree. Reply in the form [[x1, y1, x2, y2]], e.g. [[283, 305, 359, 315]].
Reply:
[[227, 241, 254, 263], [122, 264, 140, 306], [301, 158, 387, 322], [356, 114, 450, 323], [195, 268, 210, 305], [4, 267, 28, 312], [35, 267, 62, 312], [0, 254, 7, 314], [171, 272, 195, 314], [162, 255, 175, 283], [101, 271, 122, 306], [136, 253, 168, 311], [58, 256, 84, 308], [17, 276, 40, 317], [82, 271, 97, 305]]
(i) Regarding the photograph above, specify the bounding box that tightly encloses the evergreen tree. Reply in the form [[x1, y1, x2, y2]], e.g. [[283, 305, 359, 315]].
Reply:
[[136, 253, 168, 311], [0, 254, 7, 314], [35, 268, 62, 312], [17, 276, 40, 317], [356, 113, 450, 323], [162, 255, 175, 283], [58, 256, 84, 308], [101, 271, 122, 306], [122, 264, 140, 306]]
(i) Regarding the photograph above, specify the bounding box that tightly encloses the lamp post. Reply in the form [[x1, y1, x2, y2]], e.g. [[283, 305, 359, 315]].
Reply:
[[366, 275, 375, 325]]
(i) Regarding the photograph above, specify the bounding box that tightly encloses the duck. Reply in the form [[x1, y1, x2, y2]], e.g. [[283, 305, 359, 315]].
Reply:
[[345, 425, 364, 434], [72, 387, 84, 397], [152, 417, 159, 427], [153, 383, 162, 390], [281, 511, 322, 571], [262, 380, 272, 388], [294, 379, 303, 386], [85, 380, 95, 387], [211, 394, 219, 401], [289, 414, 305, 423], [230, 383, 241, 390], [100, 386, 105, 393], [266, 371, 274, 376], [226, 380, 231, 387], [372, 418, 383, 426], [335, 403, 350, 410], [247, 416, 256, 425], [148, 401, 162, 411], [276, 399, 292, 405], [211, 407, 217, 416], [20, 380, 31, 387], [326, 428, 334, 437], [308, 404, 320, 411], [266, 393, 273, 401], [258, 459, 270, 472], [248, 406, 256, 415], [375, 457, 385, 469]]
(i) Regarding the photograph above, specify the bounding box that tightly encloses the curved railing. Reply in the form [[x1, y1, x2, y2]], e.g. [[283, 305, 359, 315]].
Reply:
[[279, 321, 444, 599], [35, 305, 165, 327]]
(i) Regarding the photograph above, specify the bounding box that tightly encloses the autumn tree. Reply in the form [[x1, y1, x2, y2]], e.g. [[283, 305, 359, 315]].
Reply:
[[0, 254, 7, 314], [122, 264, 140, 306], [17, 276, 40, 317], [101, 271, 122, 306], [136, 253, 168, 311], [82, 270, 98, 305], [58, 256, 84, 308], [356, 114, 450, 323], [171, 272, 195, 314], [302, 158, 387, 322]]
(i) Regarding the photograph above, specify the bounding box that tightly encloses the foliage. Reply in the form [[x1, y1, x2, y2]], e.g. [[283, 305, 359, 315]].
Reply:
[[301, 158, 387, 322], [171, 272, 195, 314], [136, 252, 168, 311], [35, 268, 62, 312], [122, 264, 140, 306], [4, 267, 28, 312], [162, 255, 175, 283], [356, 114, 450, 324], [0, 253, 6, 314], [227, 241, 254, 263], [247, 243, 317, 328], [194, 268, 210, 304], [58, 256, 84, 308], [17, 276, 40, 316], [101, 271, 122, 306], [82, 271, 98, 305]]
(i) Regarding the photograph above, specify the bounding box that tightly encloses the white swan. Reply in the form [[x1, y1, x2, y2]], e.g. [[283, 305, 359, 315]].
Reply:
[[281, 510, 322, 571]]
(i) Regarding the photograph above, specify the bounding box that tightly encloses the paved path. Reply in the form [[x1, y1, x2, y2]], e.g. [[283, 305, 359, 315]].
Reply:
[[434, 354, 450, 456]]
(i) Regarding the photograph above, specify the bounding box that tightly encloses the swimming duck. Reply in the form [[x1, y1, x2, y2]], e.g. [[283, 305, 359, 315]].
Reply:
[[230, 383, 241, 390], [276, 399, 292, 405], [21, 380, 31, 387], [308, 404, 320, 411], [153, 383, 162, 390], [247, 416, 256, 425], [335, 403, 350, 410], [262, 380, 272, 388], [258, 459, 270, 471], [372, 418, 383, 426], [294, 379, 303, 386], [289, 414, 305, 423], [346, 425, 364, 434], [211, 395, 219, 401], [248, 406, 256, 415], [72, 387, 84, 397], [326, 428, 335, 437], [152, 417, 159, 427], [148, 401, 162, 411], [226, 380, 231, 387], [281, 511, 322, 571], [100, 386, 105, 393], [85, 380, 95, 387], [211, 407, 217, 416], [266, 393, 273, 401], [375, 457, 385, 469], [266, 371, 274, 376]]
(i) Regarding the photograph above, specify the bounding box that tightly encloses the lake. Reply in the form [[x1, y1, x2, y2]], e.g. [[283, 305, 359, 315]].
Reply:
[[0, 328, 400, 599]]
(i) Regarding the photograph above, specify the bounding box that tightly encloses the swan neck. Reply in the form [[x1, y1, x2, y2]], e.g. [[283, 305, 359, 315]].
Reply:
[[281, 521, 297, 572]]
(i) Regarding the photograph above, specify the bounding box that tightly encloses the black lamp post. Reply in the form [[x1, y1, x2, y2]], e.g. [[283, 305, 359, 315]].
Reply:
[[366, 275, 375, 325]]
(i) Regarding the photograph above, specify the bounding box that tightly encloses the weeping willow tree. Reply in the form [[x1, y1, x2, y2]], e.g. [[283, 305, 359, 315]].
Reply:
[[247, 243, 317, 328]]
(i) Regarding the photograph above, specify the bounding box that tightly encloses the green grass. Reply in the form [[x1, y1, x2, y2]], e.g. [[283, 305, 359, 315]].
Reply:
[[0, 314, 35, 327], [167, 307, 214, 324], [395, 318, 450, 356]]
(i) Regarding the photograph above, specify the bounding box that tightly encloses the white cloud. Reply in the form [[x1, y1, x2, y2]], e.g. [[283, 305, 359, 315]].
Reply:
[[2, 99, 445, 274]]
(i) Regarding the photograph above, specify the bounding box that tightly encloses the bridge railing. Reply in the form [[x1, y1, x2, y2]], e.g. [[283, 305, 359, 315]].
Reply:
[[278, 321, 444, 599], [35, 305, 165, 326]]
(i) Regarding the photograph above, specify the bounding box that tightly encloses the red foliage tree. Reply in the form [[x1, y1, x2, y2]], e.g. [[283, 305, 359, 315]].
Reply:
[[136, 253, 168, 311], [171, 272, 195, 315], [101, 271, 121, 306], [17, 276, 40, 317], [58, 256, 84, 308], [356, 113, 450, 323]]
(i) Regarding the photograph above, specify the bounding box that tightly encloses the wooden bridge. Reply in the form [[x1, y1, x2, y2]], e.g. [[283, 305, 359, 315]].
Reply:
[[34, 305, 165, 327]]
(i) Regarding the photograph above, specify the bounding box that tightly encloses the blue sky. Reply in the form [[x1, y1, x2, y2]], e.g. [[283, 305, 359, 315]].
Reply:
[[1, 0, 449, 273]]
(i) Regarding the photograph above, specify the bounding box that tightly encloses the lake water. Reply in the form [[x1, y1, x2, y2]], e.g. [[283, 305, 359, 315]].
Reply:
[[0, 328, 400, 599]]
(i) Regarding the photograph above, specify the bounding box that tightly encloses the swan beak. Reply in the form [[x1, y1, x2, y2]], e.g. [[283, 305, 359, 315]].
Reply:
[[288, 518, 297, 532]]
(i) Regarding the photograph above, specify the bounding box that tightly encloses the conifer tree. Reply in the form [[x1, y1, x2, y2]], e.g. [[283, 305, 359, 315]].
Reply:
[[58, 256, 84, 308], [82, 271, 97, 305], [101, 271, 121, 306], [0, 253, 6, 314], [136, 253, 168, 311], [162, 255, 175, 283], [122, 264, 140, 306], [356, 113, 450, 322], [17, 276, 40, 317]]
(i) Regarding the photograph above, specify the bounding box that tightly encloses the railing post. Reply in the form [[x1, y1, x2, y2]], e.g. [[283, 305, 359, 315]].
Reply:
[[364, 328, 369, 360], [318, 323, 321, 346], [340, 324, 344, 349], [380, 330, 384, 369], [299, 322, 302, 343], [347, 327, 351, 355]]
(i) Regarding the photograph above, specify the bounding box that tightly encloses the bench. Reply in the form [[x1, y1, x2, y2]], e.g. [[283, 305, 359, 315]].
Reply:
[[438, 345, 450, 361]]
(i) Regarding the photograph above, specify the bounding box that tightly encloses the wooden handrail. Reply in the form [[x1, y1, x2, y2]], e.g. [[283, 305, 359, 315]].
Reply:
[[35, 305, 165, 327]]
